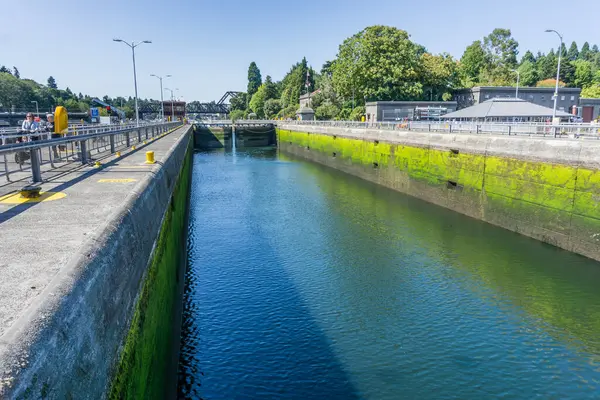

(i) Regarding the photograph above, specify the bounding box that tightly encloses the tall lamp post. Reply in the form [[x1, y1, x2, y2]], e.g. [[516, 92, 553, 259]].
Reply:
[[545, 29, 563, 122], [150, 74, 171, 121], [511, 69, 520, 98], [113, 38, 152, 127]]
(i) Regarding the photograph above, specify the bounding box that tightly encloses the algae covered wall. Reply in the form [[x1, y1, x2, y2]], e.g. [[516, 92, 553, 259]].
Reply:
[[277, 125, 600, 261], [109, 138, 192, 399]]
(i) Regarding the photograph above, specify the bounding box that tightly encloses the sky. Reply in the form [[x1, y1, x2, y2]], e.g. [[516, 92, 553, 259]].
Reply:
[[0, 0, 597, 103]]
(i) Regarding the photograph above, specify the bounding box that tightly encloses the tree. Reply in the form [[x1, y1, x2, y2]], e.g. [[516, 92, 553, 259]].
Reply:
[[420, 53, 460, 100], [47, 76, 57, 89], [264, 99, 282, 118], [537, 51, 556, 80], [483, 28, 519, 67], [572, 60, 594, 88], [229, 92, 247, 111], [315, 101, 340, 120], [12, 66, 20, 79], [567, 42, 579, 61], [247, 62, 262, 98], [263, 75, 278, 100], [321, 60, 334, 77], [518, 60, 538, 86], [581, 85, 600, 98], [460, 40, 487, 83], [332, 25, 424, 102], [279, 58, 315, 107], [580, 42, 591, 61], [521, 50, 536, 65], [0, 66, 11, 74], [249, 84, 267, 118], [230, 109, 245, 121]]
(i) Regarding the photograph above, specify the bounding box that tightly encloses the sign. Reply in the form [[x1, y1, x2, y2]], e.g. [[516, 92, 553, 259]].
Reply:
[[90, 107, 99, 118]]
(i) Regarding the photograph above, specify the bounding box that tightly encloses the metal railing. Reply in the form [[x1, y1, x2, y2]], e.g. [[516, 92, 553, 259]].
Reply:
[[0, 122, 181, 184], [280, 120, 600, 139]]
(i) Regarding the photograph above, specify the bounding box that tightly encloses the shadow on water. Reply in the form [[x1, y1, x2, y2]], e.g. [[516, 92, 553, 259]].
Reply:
[[178, 149, 360, 399]]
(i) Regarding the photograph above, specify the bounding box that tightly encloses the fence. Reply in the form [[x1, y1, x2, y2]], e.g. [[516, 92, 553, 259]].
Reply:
[[280, 120, 600, 139], [0, 122, 180, 184]]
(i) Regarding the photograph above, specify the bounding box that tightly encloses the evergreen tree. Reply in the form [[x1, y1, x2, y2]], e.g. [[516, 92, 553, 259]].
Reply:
[[521, 50, 536, 65], [567, 42, 579, 61], [263, 75, 278, 100], [247, 62, 262, 98], [580, 42, 591, 60], [47, 76, 57, 89], [0, 66, 11, 74], [12, 66, 20, 79]]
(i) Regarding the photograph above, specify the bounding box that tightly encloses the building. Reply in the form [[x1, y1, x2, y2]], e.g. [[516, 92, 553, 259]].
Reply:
[[453, 86, 581, 113], [365, 101, 457, 122], [579, 98, 600, 122], [162, 101, 186, 121], [440, 97, 573, 122]]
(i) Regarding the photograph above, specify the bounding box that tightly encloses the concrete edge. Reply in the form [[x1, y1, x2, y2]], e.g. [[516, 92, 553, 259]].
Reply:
[[0, 125, 192, 397]]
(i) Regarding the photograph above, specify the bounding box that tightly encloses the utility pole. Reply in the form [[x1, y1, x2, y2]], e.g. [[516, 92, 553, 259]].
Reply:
[[113, 39, 152, 127], [545, 29, 563, 123], [151, 74, 171, 120]]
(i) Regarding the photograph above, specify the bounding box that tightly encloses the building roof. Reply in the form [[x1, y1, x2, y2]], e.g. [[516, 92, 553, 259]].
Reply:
[[441, 98, 572, 119], [455, 86, 581, 93], [366, 101, 457, 106]]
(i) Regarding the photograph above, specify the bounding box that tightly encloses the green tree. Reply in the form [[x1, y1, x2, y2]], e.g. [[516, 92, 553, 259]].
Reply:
[[249, 84, 267, 118], [573, 60, 594, 88], [580, 42, 591, 60], [460, 41, 487, 85], [263, 75, 278, 100], [247, 62, 262, 98], [421, 53, 460, 100], [0, 72, 35, 107], [230, 109, 245, 121], [47, 76, 57, 89], [12, 66, 20, 79], [279, 58, 314, 107], [567, 42, 579, 61], [518, 60, 538, 86], [264, 98, 282, 118], [332, 25, 424, 102], [537, 51, 556, 80], [581, 85, 600, 98], [229, 92, 247, 111], [521, 50, 536, 65], [483, 28, 519, 67], [315, 101, 340, 120]]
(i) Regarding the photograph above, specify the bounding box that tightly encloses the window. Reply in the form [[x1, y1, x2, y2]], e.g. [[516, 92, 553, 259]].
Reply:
[[559, 107, 565, 111], [529, 95, 534, 100], [561, 95, 565, 101], [485, 94, 490, 99], [571, 96, 575, 101]]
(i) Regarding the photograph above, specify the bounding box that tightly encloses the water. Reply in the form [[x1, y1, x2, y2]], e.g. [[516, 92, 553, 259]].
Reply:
[[178, 148, 600, 399]]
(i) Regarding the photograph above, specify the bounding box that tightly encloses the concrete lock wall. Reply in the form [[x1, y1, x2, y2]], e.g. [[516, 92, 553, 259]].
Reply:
[[277, 124, 600, 262], [0, 126, 193, 399]]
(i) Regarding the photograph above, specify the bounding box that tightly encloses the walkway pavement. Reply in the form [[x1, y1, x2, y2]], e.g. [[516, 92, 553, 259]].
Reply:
[[0, 125, 189, 337]]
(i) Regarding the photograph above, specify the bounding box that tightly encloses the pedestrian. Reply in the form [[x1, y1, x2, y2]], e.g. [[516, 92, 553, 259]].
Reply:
[[21, 113, 40, 141]]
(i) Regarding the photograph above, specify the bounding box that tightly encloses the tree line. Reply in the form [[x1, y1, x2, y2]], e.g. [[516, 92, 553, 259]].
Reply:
[[233, 26, 600, 121], [0, 67, 158, 118]]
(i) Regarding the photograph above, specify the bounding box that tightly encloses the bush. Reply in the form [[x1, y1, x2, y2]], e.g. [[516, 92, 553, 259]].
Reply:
[[536, 78, 566, 88], [349, 106, 365, 121], [315, 101, 340, 120], [230, 109, 245, 121]]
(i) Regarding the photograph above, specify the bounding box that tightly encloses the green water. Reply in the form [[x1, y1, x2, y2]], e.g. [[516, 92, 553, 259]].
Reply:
[[179, 147, 600, 399]]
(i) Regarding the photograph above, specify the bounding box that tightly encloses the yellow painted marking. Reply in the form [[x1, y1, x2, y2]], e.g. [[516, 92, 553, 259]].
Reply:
[[0, 191, 66, 204], [112, 165, 153, 169], [98, 178, 137, 183]]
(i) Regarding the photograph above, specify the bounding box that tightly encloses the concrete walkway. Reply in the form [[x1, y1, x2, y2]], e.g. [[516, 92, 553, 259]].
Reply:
[[0, 125, 189, 338]]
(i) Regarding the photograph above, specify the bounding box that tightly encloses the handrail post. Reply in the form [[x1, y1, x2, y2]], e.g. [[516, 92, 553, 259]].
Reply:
[[80, 140, 88, 164], [137, 128, 142, 143], [126, 131, 131, 147], [30, 149, 42, 183], [109, 134, 115, 153]]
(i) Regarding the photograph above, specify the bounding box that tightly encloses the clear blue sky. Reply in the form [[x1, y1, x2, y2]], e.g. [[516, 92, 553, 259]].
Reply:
[[0, 0, 597, 103]]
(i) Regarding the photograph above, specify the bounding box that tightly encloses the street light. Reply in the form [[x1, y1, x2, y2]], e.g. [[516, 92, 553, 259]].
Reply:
[[150, 74, 171, 121], [165, 87, 175, 121], [511, 69, 520, 98], [545, 29, 563, 122], [31, 101, 39, 117], [113, 38, 152, 127]]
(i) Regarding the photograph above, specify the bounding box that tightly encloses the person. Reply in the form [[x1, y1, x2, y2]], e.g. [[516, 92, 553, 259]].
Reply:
[[21, 113, 40, 141], [45, 113, 59, 158]]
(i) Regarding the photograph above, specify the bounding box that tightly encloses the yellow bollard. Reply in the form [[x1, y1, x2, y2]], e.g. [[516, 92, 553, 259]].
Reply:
[[143, 141, 147, 145], [94, 161, 101, 168], [116, 151, 121, 157], [131, 145, 136, 150], [145, 151, 155, 164]]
